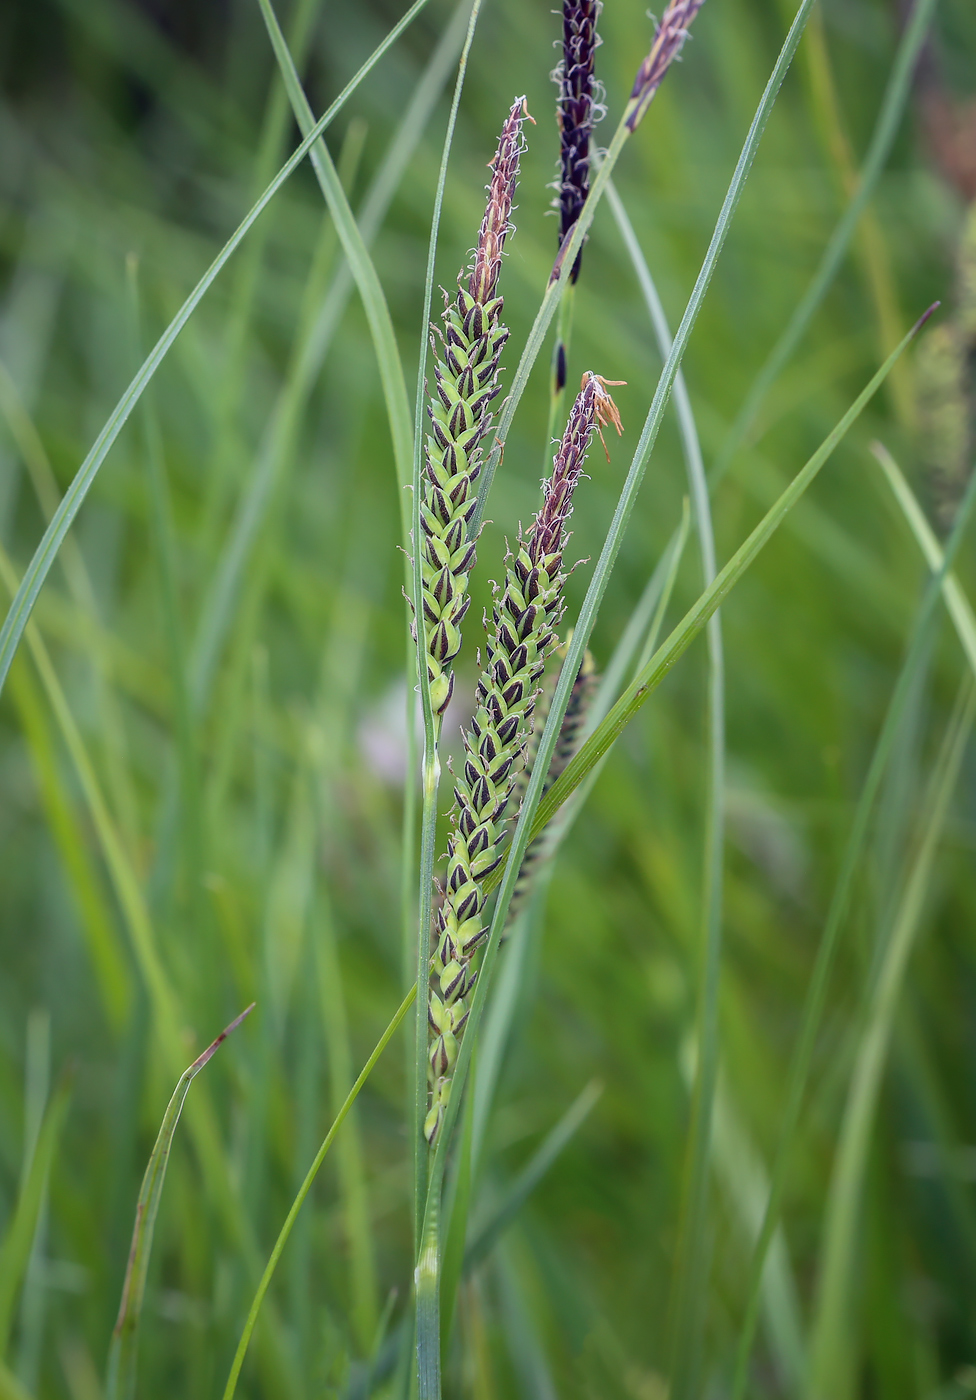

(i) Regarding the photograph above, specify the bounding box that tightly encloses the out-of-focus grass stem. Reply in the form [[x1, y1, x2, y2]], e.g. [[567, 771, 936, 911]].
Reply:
[[712, 0, 937, 486], [604, 177, 726, 1397], [729, 457, 976, 1399]]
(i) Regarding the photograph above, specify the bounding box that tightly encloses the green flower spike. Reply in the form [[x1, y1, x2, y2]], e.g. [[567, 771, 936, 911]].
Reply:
[[419, 97, 532, 717], [425, 373, 623, 1145]]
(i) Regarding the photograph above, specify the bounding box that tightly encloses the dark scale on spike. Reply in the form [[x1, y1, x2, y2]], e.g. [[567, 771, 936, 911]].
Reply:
[[424, 373, 623, 1146]]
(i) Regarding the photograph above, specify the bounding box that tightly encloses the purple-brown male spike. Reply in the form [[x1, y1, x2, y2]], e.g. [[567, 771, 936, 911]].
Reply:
[[468, 97, 533, 306], [626, 0, 705, 133], [528, 371, 623, 566], [556, 0, 603, 283]]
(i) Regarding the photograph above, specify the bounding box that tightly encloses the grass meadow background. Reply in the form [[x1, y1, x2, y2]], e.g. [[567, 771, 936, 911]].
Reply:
[[1, 0, 976, 1395]]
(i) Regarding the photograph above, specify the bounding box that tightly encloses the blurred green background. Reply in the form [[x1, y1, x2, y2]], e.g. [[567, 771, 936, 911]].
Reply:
[[1, 0, 975, 1395]]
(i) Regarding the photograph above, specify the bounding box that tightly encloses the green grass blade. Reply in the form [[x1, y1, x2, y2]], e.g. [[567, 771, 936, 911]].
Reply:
[[439, 1067, 476, 1360], [713, 0, 937, 482], [190, 7, 466, 715], [6, 656, 130, 1030], [221, 985, 416, 1400], [872, 442, 976, 677], [257, 0, 413, 500], [106, 1006, 253, 1400], [0, 0, 434, 702], [807, 676, 976, 1400], [0, 1079, 71, 1359], [727, 453, 976, 1399], [603, 175, 727, 1395], [465, 1080, 603, 1272], [0, 1362, 34, 1400], [486, 312, 928, 901], [316, 890, 380, 1353]]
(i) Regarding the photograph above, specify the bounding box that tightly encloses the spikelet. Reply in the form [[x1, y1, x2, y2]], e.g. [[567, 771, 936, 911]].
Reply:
[[501, 645, 597, 934], [419, 98, 531, 716], [626, 0, 706, 132], [424, 374, 623, 1145]]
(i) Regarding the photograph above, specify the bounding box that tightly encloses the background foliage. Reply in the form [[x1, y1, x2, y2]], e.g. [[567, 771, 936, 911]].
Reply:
[[1, 0, 975, 1395]]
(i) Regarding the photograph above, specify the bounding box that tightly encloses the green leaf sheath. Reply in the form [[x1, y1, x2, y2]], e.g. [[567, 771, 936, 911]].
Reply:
[[424, 374, 620, 1144], [419, 98, 529, 716]]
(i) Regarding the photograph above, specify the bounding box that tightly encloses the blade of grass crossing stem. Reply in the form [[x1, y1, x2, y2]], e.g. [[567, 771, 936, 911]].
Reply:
[[221, 986, 416, 1400], [0, 1080, 70, 1358], [106, 1006, 253, 1400], [126, 261, 204, 911], [0, 0, 434, 702], [418, 12, 820, 1390], [808, 676, 976, 1400], [484, 313, 929, 905], [603, 175, 727, 1393], [712, 0, 936, 484], [465, 1080, 603, 1272], [207, 0, 322, 537], [593, 507, 691, 728], [728, 455, 976, 1399], [872, 443, 976, 676], [410, 0, 484, 1259]]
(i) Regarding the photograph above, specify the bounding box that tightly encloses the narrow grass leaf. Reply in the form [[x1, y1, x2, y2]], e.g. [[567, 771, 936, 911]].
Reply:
[[488, 311, 929, 895], [872, 442, 976, 677], [257, 0, 413, 500], [106, 1005, 253, 1400], [465, 1079, 603, 1271], [807, 677, 976, 1400], [0, 1079, 71, 1359], [221, 985, 416, 1400], [729, 451, 976, 1399], [605, 175, 726, 1393], [713, 0, 937, 482], [0, 0, 434, 701]]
